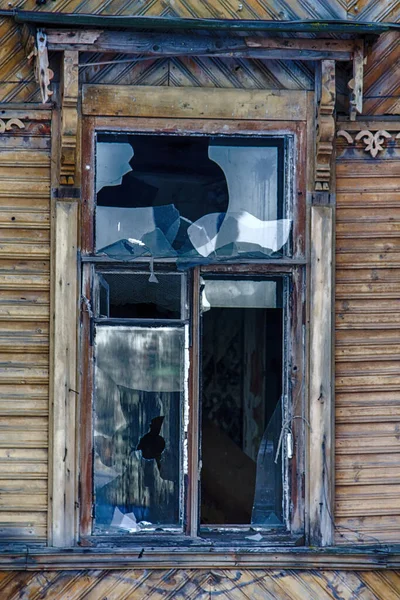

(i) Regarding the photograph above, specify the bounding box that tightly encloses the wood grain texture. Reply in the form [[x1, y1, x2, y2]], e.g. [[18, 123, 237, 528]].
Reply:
[[0, 568, 396, 599], [309, 206, 334, 546], [49, 200, 78, 547], [82, 84, 308, 120], [335, 126, 400, 545], [0, 112, 50, 543]]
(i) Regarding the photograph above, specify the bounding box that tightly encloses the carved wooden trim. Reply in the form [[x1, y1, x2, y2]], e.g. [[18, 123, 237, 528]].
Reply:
[[337, 129, 393, 157], [315, 60, 335, 191], [0, 118, 25, 133], [348, 40, 364, 121], [60, 51, 79, 186], [27, 29, 54, 104]]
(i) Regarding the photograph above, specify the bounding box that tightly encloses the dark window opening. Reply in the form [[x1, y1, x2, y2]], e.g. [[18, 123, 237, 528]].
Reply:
[[96, 272, 186, 320], [200, 277, 284, 527], [95, 134, 289, 262]]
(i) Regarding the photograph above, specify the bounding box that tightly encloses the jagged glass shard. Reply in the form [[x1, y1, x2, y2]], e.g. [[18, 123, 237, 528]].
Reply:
[[251, 397, 284, 526], [96, 142, 134, 194]]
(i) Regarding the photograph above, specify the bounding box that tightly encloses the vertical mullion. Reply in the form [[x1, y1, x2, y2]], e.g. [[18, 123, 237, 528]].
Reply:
[[187, 267, 201, 536]]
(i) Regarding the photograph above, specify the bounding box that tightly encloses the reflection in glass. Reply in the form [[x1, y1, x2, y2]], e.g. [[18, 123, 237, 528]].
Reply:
[[93, 326, 184, 532], [96, 272, 185, 319], [95, 135, 290, 263], [200, 278, 283, 526]]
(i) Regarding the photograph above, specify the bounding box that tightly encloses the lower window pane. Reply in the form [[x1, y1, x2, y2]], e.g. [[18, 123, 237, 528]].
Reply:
[[93, 326, 185, 533], [201, 278, 284, 526]]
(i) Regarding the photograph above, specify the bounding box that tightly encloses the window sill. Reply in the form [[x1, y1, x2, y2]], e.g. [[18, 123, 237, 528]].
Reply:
[[0, 545, 399, 570]]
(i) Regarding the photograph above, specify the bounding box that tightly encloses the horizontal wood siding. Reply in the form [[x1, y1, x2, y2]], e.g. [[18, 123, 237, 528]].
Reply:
[[335, 133, 400, 544], [0, 111, 51, 543]]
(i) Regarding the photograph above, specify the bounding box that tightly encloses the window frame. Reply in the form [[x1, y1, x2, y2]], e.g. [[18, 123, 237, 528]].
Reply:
[[78, 116, 308, 545]]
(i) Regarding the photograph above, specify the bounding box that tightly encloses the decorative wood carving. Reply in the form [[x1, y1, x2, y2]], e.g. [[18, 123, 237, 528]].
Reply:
[[0, 118, 25, 133], [27, 29, 54, 104], [60, 51, 79, 186], [315, 60, 336, 191], [348, 40, 364, 121], [337, 129, 392, 157]]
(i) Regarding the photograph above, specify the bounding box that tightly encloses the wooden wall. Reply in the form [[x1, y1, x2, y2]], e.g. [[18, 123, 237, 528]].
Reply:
[[0, 110, 51, 543], [335, 126, 400, 545], [0, 567, 398, 599]]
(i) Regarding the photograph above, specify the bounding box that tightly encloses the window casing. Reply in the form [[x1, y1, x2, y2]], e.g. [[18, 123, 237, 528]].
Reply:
[[80, 119, 306, 543]]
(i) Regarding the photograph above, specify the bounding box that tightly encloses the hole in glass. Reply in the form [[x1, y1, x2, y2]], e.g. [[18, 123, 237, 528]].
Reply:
[[95, 134, 289, 262], [93, 326, 184, 533]]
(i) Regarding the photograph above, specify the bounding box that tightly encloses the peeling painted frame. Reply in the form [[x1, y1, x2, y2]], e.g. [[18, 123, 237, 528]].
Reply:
[[79, 113, 308, 546]]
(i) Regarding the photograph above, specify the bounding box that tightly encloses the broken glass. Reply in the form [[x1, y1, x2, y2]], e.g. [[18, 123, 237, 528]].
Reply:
[[93, 326, 185, 532], [95, 134, 291, 263], [251, 397, 284, 526], [200, 277, 284, 526]]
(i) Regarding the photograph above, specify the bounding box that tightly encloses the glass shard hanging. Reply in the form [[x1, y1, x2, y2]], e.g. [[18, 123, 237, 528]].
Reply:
[[95, 134, 291, 263]]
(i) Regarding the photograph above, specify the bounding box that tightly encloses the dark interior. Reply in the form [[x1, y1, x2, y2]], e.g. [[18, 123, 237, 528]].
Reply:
[[201, 304, 283, 525]]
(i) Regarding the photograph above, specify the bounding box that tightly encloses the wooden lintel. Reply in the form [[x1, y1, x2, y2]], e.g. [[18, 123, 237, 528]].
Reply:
[[60, 50, 79, 186], [315, 60, 336, 192], [46, 29, 355, 61]]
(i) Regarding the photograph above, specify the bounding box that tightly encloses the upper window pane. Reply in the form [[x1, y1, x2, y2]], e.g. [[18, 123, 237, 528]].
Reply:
[[95, 271, 186, 320], [95, 134, 290, 262]]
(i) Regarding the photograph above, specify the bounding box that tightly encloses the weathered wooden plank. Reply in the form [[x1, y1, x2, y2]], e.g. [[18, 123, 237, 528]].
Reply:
[[336, 360, 400, 375], [47, 29, 355, 60], [337, 404, 400, 423], [309, 206, 334, 546], [336, 343, 400, 360], [336, 313, 400, 328], [0, 211, 50, 228], [336, 238, 400, 253], [337, 178, 400, 192], [336, 390, 400, 405], [337, 454, 400, 486], [82, 85, 308, 120], [0, 511, 46, 540], [337, 222, 400, 237], [336, 161, 400, 178], [336, 374, 400, 392], [336, 208, 400, 222], [336, 253, 400, 267], [50, 200, 78, 547], [337, 192, 400, 208], [336, 299, 400, 313]]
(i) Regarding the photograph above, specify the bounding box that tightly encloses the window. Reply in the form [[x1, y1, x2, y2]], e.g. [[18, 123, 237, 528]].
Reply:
[[80, 124, 305, 542]]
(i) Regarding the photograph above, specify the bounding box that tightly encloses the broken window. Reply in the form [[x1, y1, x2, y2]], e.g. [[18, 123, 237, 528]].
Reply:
[[95, 134, 291, 263], [92, 271, 188, 533], [200, 277, 284, 527], [81, 127, 304, 541]]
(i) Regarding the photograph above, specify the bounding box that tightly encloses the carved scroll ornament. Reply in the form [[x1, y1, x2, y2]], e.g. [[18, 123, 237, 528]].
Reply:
[[337, 129, 392, 157], [0, 118, 25, 133], [60, 51, 79, 186], [315, 60, 336, 191]]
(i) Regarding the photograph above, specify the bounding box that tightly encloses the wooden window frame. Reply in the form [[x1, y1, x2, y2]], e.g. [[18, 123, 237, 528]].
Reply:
[[78, 114, 307, 544], [50, 86, 335, 551]]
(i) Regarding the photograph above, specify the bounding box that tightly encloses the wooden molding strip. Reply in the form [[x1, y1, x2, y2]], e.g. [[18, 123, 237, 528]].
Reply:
[[0, 547, 399, 570]]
